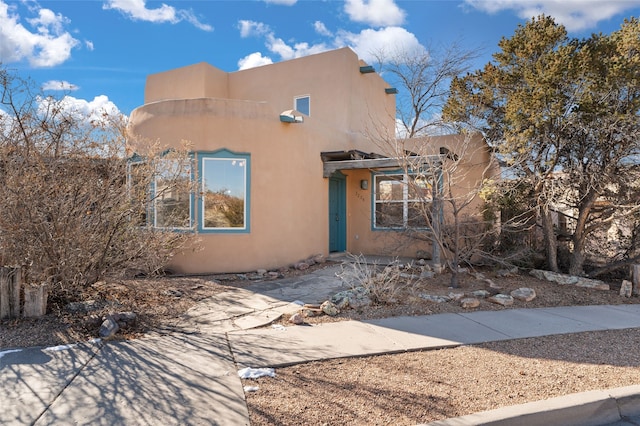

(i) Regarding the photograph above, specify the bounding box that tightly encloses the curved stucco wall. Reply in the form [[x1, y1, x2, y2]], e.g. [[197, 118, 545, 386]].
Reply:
[[129, 98, 333, 273]]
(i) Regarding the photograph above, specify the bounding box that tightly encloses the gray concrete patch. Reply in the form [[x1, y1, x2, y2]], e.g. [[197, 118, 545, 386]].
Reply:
[[36, 334, 249, 426], [229, 321, 406, 368], [364, 313, 512, 345], [538, 305, 640, 330], [458, 308, 604, 338], [1, 342, 101, 425]]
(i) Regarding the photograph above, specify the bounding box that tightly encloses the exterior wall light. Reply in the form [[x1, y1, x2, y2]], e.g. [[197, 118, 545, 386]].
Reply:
[[360, 179, 368, 190], [280, 109, 304, 123]]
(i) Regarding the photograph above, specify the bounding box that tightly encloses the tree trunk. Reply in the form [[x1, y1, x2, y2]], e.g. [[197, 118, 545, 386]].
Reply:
[[569, 193, 595, 276], [541, 207, 559, 272]]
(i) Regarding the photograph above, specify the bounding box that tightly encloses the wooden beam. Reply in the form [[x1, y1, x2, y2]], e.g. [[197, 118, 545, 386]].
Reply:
[[323, 156, 441, 178]]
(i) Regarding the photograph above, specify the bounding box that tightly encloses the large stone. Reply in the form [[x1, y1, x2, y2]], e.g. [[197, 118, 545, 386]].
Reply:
[[99, 317, 120, 339], [471, 289, 490, 298], [448, 292, 465, 301], [288, 312, 304, 325], [530, 269, 609, 290], [460, 297, 480, 309], [331, 287, 371, 310], [320, 301, 339, 316], [620, 280, 633, 298], [419, 294, 450, 303], [488, 294, 514, 306], [511, 288, 536, 302]]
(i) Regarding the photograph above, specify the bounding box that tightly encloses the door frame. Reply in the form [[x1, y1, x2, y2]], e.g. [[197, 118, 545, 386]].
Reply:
[[328, 171, 347, 252]]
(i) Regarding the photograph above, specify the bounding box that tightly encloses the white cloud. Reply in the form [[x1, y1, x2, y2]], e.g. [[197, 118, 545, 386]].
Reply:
[[103, 0, 212, 31], [85, 40, 94, 51], [42, 80, 80, 91], [335, 27, 425, 64], [464, 0, 640, 32], [56, 94, 125, 126], [238, 52, 274, 70], [344, 0, 406, 27], [314, 21, 333, 37], [238, 20, 271, 38], [0, 0, 79, 67], [236, 15, 425, 70]]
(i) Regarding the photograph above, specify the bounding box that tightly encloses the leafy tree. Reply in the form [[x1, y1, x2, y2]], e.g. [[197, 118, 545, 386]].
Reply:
[[0, 67, 194, 304], [444, 16, 640, 275]]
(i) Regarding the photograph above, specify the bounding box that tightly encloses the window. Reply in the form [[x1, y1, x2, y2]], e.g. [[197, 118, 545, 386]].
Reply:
[[200, 151, 250, 232], [295, 95, 310, 116], [153, 159, 192, 229], [373, 172, 432, 229]]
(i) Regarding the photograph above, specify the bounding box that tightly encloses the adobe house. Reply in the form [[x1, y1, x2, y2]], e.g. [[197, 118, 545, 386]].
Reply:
[[127, 47, 495, 274]]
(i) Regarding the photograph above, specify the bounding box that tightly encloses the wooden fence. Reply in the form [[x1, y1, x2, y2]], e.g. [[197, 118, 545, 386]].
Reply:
[[0, 266, 47, 319]]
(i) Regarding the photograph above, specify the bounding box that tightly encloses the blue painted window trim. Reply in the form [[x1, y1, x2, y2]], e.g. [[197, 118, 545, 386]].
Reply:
[[127, 153, 195, 232], [196, 149, 251, 234], [370, 168, 438, 231], [294, 95, 310, 116]]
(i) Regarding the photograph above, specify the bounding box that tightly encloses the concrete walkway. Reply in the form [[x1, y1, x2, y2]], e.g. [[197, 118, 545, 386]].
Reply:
[[3, 263, 640, 425]]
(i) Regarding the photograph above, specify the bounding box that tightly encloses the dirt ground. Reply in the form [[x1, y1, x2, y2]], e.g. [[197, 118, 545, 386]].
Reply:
[[2, 261, 640, 425]]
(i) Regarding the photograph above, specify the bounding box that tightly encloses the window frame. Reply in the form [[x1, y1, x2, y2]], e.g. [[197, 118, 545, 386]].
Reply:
[[294, 95, 310, 116], [152, 157, 194, 230], [197, 149, 251, 234], [372, 170, 434, 230]]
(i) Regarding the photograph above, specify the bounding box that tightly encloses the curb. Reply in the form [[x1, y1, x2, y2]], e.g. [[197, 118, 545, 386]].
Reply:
[[420, 385, 640, 426]]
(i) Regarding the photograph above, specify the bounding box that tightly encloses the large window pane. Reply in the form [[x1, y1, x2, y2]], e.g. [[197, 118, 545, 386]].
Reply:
[[376, 175, 404, 201], [202, 157, 246, 229], [373, 172, 433, 229], [154, 160, 191, 229]]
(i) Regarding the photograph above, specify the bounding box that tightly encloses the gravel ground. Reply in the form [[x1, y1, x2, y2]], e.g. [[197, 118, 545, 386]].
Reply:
[[2, 263, 640, 425], [243, 328, 640, 425]]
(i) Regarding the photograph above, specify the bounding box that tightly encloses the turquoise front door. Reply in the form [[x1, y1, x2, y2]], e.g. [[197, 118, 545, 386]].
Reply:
[[328, 172, 347, 252]]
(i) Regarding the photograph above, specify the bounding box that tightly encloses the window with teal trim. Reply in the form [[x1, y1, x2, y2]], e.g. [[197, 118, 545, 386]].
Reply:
[[154, 159, 192, 229], [373, 172, 432, 229], [200, 151, 249, 232], [295, 95, 310, 116]]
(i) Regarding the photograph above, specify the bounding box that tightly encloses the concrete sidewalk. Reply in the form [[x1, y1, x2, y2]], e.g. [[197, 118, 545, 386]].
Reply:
[[3, 262, 640, 425]]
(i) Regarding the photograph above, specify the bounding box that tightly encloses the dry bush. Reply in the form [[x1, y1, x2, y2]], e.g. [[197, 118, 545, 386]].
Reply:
[[336, 254, 412, 304], [0, 68, 195, 304]]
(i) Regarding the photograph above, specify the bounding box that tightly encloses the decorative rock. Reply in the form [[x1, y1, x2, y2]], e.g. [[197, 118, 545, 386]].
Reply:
[[420, 270, 435, 279], [471, 289, 490, 298], [288, 312, 304, 325], [419, 294, 450, 303], [294, 262, 309, 271], [488, 294, 514, 306], [256, 269, 267, 276], [496, 267, 519, 277], [99, 317, 120, 339], [620, 280, 633, 298], [320, 301, 340, 316], [267, 272, 281, 279], [302, 308, 320, 317], [112, 311, 137, 326], [529, 269, 609, 290], [460, 298, 480, 309], [448, 292, 465, 301], [485, 279, 502, 289], [312, 254, 325, 264], [331, 287, 371, 310], [416, 259, 427, 266], [511, 288, 536, 302], [66, 300, 99, 313]]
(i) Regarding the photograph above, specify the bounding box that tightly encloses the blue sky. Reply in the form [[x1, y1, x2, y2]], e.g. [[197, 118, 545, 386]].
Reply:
[[2, 0, 639, 118]]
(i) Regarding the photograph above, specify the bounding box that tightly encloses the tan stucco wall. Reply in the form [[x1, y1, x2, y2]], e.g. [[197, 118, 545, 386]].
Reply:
[[342, 133, 498, 261], [128, 48, 397, 274]]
